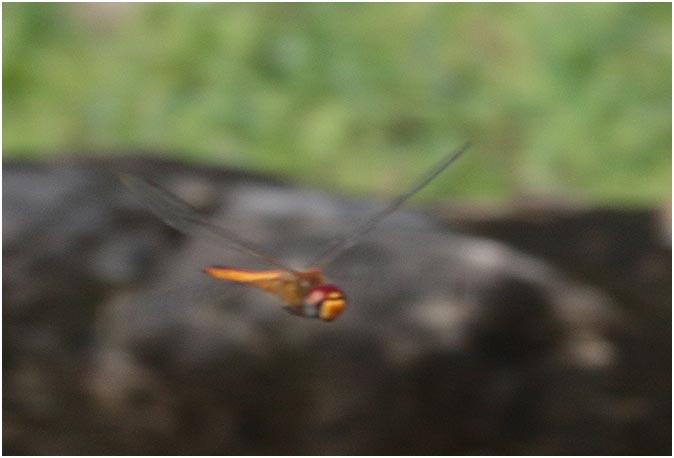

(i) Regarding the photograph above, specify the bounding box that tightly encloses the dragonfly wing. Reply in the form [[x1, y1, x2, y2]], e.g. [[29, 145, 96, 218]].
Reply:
[[121, 174, 295, 272], [310, 142, 470, 269]]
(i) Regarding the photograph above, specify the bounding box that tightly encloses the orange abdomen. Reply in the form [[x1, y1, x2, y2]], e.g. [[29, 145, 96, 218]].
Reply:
[[203, 267, 325, 307]]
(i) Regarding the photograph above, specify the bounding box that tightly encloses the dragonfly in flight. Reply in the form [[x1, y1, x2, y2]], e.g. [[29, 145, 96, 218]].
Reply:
[[122, 142, 469, 322]]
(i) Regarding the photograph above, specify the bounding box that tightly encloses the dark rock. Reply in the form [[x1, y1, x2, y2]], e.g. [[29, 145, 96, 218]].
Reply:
[[3, 158, 670, 454]]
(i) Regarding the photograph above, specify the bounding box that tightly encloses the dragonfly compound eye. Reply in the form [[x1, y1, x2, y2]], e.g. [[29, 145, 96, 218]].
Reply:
[[304, 285, 346, 322]]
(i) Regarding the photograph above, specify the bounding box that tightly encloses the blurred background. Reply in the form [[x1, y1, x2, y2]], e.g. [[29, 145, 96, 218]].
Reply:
[[4, 2, 671, 203], [3, 3, 671, 455]]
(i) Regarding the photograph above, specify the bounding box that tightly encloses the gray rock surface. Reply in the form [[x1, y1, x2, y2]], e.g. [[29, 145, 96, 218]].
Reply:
[[3, 158, 670, 454]]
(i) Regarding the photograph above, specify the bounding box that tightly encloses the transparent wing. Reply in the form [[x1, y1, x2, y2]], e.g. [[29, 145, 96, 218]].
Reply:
[[121, 174, 297, 273], [310, 142, 470, 269]]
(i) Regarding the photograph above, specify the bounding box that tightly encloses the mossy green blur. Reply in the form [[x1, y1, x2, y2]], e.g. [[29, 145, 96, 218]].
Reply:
[[3, 3, 671, 204]]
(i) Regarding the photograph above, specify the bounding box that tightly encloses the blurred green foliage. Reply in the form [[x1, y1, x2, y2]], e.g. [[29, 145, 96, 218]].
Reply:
[[3, 3, 671, 204]]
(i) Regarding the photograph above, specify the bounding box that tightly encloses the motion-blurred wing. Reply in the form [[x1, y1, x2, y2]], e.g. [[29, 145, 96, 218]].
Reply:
[[310, 142, 470, 269], [122, 174, 295, 272]]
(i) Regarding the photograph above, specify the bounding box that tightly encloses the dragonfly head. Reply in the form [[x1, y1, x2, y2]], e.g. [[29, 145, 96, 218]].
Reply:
[[304, 285, 346, 322]]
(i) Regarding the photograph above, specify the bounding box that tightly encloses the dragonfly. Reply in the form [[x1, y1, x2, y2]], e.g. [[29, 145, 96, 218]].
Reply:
[[122, 142, 469, 322]]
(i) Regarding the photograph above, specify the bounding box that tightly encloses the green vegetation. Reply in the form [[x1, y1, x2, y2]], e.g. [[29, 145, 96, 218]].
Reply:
[[4, 3, 671, 204]]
